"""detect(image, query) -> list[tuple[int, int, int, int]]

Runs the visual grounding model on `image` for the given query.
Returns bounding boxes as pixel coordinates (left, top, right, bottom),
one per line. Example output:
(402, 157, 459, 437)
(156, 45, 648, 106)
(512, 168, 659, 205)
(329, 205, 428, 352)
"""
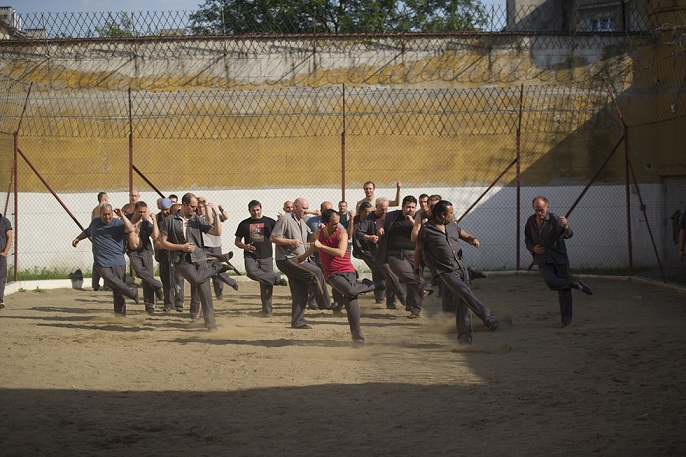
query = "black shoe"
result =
(175, 308, 184, 313)
(386, 304, 397, 310)
(92, 285, 100, 292)
(207, 326, 218, 332)
(231, 282, 239, 292)
(154, 287, 164, 301)
(261, 311, 274, 317)
(468, 267, 488, 280)
(215, 293, 223, 301)
(146, 308, 155, 315)
(207, 252, 233, 263)
(132, 288, 140, 305)
(278, 278, 288, 287)
(485, 317, 500, 332)
(292, 323, 312, 329)
(352, 337, 365, 345)
(212, 261, 232, 274)
(362, 278, 386, 291)
(576, 280, 593, 295)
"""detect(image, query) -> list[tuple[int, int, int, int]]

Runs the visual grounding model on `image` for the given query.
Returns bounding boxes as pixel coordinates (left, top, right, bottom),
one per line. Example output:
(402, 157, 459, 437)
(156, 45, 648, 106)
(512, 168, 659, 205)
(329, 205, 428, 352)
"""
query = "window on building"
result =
(589, 17, 616, 32)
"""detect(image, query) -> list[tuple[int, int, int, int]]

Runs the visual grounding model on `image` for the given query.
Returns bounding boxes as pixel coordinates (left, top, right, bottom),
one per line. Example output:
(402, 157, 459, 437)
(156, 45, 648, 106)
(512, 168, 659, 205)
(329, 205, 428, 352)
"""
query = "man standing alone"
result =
(524, 196, 592, 328)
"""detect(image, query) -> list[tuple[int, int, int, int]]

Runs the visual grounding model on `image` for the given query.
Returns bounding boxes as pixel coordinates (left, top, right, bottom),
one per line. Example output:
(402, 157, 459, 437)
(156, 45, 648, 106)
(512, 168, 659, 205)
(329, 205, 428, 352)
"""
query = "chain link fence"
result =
(6, 3, 657, 39)
(2, 48, 684, 286)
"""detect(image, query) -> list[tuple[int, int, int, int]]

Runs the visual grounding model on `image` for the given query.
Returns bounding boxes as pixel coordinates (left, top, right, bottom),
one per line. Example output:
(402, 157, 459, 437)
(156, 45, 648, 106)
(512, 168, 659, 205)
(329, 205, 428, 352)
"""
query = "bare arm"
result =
(206, 203, 222, 236)
(389, 180, 402, 207)
(1, 229, 10, 256)
(413, 242, 424, 283)
(410, 211, 424, 243)
(459, 229, 480, 248)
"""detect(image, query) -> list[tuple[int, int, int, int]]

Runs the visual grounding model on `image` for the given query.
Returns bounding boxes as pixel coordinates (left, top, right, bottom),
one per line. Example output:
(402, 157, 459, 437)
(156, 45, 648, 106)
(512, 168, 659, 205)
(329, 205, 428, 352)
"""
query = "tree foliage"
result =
(94, 12, 135, 37)
(189, 0, 488, 35)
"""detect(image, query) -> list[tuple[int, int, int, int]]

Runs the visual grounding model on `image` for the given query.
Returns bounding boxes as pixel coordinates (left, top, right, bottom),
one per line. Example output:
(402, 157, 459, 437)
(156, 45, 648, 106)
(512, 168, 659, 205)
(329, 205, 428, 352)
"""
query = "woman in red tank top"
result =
(299, 209, 384, 344)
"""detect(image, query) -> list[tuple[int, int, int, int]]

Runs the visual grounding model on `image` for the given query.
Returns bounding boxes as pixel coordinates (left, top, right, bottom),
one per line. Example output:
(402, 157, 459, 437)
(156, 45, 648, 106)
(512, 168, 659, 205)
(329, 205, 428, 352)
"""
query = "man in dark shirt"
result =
(0, 211, 12, 308)
(524, 196, 592, 328)
(356, 197, 406, 309)
(158, 193, 230, 331)
(155, 198, 183, 312)
(235, 200, 287, 317)
(128, 201, 164, 314)
(415, 200, 500, 344)
(376, 195, 431, 317)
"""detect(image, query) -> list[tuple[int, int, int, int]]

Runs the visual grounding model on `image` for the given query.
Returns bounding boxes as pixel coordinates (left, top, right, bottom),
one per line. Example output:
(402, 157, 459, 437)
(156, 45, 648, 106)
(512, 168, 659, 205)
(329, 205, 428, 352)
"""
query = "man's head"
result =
(375, 197, 390, 217)
(358, 202, 372, 220)
(249, 200, 262, 219)
(196, 196, 207, 216)
(363, 181, 375, 199)
(159, 198, 172, 218)
(418, 194, 429, 211)
(97, 192, 108, 204)
(100, 203, 114, 224)
(134, 201, 148, 220)
(129, 188, 140, 204)
(401, 195, 417, 218)
(321, 208, 340, 232)
(532, 196, 549, 221)
(168, 194, 178, 205)
(427, 194, 442, 217)
(431, 200, 454, 225)
(338, 201, 348, 214)
(292, 198, 309, 220)
(320, 201, 333, 212)
(181, 193, 198, 218)
(283, 200, 293, 213)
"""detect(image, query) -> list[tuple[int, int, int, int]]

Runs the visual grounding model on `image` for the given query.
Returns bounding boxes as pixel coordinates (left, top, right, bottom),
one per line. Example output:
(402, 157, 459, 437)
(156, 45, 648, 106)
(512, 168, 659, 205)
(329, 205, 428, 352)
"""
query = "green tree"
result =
(189, 0, 487, 35)
(95, 12, 135, 37)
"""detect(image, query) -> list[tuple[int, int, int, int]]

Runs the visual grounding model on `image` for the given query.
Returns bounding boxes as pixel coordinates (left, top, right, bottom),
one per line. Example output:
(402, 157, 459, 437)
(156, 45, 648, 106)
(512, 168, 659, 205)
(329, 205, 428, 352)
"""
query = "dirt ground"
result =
(1, 273, 685, 456)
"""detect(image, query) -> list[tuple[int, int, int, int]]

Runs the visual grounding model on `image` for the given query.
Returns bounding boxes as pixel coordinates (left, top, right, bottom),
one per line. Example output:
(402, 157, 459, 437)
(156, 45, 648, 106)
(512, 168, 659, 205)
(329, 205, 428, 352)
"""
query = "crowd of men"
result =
(68, 182, 616, 344)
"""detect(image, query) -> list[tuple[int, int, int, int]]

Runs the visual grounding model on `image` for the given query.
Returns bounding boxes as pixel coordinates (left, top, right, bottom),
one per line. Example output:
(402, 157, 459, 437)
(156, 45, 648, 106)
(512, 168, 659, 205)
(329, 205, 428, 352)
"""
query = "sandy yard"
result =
(1, 273, 685, 456)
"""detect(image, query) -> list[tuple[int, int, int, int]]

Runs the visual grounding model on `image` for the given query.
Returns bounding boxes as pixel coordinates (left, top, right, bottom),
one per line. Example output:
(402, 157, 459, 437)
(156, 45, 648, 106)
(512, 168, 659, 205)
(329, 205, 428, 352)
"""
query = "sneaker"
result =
(0, 302, 5, 310)
(575, 280, 593, 295)
(231, 282, 239, 292)
(215, 293, 224, 301)
(278, 278, 288, 287)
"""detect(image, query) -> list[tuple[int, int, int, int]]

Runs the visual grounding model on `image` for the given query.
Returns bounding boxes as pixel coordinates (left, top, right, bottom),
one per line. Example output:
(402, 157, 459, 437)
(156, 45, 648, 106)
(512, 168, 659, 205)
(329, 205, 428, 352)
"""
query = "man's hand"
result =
(367, 235, 379, 244)
(291, 239, 302, 248)
(72, 238, 80, 247)
(243, 242, 256, 253)
(558, 216, 568, 230)
(533, 245, 545, 254)
(180, 242, 196, 253)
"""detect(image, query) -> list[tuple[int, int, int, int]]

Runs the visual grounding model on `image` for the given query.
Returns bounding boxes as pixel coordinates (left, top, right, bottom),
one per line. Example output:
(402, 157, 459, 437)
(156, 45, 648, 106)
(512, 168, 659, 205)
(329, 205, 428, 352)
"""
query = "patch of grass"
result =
(33, 287, 45, 293)
(17, 287, 26, 292)
(17, 267, 76, 281)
